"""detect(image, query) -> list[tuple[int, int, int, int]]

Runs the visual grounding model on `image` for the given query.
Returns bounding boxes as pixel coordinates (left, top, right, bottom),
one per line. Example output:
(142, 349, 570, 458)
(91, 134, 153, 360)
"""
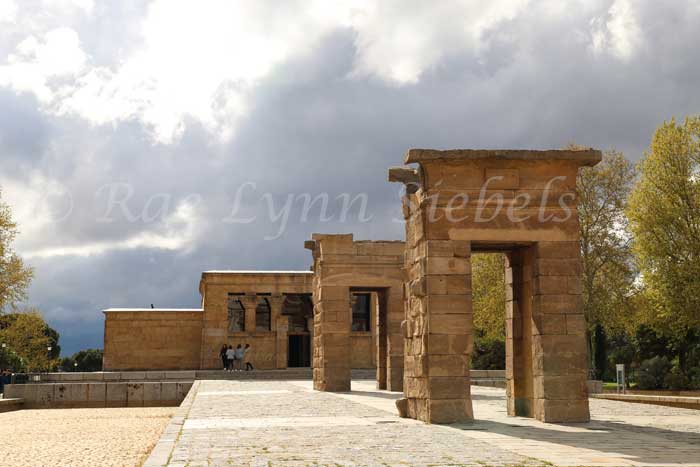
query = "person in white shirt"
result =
(244, 343, 254, 371)
(225, 345, 235, 372)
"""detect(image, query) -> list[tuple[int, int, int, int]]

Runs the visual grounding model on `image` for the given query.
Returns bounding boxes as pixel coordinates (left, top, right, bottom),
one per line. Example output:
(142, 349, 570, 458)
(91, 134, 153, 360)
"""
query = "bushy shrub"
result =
(635, 356, 672, 389)
(471, 337, 505, 370)
(687, 367, 700, 389)
(664, 368, 689, 390)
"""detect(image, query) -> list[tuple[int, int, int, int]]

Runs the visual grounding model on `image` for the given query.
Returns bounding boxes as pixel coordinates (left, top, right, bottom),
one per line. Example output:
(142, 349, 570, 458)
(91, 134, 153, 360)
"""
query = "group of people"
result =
(219, 343, 254, 371)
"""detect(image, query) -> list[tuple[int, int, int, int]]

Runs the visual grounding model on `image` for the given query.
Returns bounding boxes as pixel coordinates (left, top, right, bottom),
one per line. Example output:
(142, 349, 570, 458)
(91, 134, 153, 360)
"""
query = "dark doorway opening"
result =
(288, 335, 311, 367)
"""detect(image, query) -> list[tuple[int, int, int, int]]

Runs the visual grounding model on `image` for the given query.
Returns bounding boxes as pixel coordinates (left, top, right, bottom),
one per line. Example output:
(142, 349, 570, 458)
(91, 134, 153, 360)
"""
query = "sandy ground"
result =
(0, 406, 175, 467)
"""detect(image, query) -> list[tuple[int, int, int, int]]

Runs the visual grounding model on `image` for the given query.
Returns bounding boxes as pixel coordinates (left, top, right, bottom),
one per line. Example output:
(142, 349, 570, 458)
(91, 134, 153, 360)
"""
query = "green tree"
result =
(0, 188, 33, 312)
(576, 148, 638, 378)
(471, 253, 506, 369)
(0, 342, 23, 371)
(578, 149, 638, 330)
(71, 348, 103, 372)
(0, 310, 58, 372)
(627, 117, 700, 357)
(471, 253, 506, 340)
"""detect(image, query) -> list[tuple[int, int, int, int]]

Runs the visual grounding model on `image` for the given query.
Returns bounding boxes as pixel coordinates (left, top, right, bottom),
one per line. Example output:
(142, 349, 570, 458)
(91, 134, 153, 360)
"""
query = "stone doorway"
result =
(306, 234, 405, 393)
(390, 148, 600, 424)
(288, 334, 311, 367)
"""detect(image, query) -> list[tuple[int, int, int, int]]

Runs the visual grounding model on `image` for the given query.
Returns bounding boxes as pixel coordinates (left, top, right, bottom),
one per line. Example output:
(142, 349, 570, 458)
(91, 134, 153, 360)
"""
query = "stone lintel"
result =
(404, 148, 602, 166)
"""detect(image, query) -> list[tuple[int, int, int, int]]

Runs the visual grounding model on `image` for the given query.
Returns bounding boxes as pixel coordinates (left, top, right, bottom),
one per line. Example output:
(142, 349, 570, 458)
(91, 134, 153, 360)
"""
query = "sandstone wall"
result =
(103, 310, 203, 371)
(198, 271, 314, 370)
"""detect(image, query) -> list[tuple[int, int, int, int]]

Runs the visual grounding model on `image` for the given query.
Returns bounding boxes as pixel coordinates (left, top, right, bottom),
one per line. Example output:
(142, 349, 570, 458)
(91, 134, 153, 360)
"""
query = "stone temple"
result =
(103, 147, 600, 424)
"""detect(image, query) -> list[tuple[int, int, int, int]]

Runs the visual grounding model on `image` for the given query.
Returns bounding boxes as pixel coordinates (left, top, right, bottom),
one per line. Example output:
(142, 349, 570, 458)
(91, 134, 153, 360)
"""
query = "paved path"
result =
(152, 379, 700, 467)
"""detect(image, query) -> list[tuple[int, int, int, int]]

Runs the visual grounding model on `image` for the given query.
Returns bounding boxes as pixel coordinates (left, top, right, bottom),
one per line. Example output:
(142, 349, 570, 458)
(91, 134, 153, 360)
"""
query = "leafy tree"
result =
(576, 148, 638, 378)
(0, 189, 33, 312)
(0, 343, 23, 371)
(577, 149, 638, 330)
(627, 116, 700, 366)
(471, 253, 506, 340)
(69, 348, 103, 372)
(471, 253, 506, 369)
(0, 310, 58, 372)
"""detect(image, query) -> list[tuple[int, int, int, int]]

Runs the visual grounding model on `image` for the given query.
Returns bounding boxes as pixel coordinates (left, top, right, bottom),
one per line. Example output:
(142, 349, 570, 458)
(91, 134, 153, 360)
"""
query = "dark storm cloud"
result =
(0, 90, 50, 170)
(3, 0, 700, 354)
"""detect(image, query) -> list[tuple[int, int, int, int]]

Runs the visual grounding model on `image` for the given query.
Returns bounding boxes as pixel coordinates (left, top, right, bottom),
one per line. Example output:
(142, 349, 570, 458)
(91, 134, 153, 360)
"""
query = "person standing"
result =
(225, 345, 235, 372)
(219, 344, 228, 370)
(234, 344, 245, 371)
(243, 343, 254, 371)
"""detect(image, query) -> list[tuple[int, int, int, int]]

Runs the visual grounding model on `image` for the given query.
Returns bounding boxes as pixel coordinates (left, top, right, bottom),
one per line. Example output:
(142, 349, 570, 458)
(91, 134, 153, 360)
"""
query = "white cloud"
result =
(44, 0, 94, 16)
(0, 0, 17, 23)
(21, 197, 203, 259)
(0, 0, 535, 144)
(0, 27, 86, 102)
(590, 0, 643, 61)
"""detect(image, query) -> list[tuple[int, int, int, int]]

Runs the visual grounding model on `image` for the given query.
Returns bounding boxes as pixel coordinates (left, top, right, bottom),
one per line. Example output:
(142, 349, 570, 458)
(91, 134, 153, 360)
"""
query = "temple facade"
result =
(103, 237, 405, 377)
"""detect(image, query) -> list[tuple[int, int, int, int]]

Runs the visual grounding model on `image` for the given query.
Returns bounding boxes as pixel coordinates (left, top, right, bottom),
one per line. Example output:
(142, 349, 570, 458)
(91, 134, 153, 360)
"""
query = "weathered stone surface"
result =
(88, 383, 106, 402)
(143, 382, 162, 403)
(106, 383, 128, 406)
(127, 383, 144, 407)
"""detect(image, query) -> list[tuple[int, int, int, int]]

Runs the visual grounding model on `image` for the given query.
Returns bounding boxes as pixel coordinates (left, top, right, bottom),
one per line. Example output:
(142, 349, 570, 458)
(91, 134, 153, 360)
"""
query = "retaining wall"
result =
(3, 381, 193, 409)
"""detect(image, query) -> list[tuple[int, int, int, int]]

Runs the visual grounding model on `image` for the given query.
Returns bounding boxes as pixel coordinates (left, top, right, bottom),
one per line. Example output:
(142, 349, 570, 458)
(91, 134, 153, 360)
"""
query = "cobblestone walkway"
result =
(152, 379, 700, 467)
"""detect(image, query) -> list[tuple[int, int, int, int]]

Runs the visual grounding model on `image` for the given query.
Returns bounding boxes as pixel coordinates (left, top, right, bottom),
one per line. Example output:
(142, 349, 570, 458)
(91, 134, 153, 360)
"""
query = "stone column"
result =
(239, 294, 259, 334)
(375, 292, 388, 390)
(530, 241, 589, 422)
(307, 316, 315, 368)
(268, 295, 287, 369)
(505, 248, 535, 417)
(403, 238, 474, 424)
(276, 316, 289, 369)
(386, 288, 405, 392)
(313, 284, 351, 391)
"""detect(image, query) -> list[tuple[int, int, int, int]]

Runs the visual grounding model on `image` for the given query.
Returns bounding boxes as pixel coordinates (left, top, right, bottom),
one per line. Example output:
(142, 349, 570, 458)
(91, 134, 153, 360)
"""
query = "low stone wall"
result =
(27, 371, 197, 383)
(470, 370, 507, 388)
(470, 370, 506, 379)
(592, 393, 700, 410)
(0, 398, 24, 413)
(587, 380, 603, 394)
(3, 382, 193, 409)
(22, 368, 501, 384)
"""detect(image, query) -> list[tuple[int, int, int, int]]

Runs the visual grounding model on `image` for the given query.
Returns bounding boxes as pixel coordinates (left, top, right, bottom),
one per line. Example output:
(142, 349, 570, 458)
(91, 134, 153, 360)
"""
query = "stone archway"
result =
(389, 148, 601, 424)
(305, 234, 405, 392)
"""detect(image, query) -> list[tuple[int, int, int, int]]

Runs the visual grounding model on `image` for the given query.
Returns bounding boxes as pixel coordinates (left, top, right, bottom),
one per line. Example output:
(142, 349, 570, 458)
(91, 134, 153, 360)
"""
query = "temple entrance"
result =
(288, 335, 311, 367)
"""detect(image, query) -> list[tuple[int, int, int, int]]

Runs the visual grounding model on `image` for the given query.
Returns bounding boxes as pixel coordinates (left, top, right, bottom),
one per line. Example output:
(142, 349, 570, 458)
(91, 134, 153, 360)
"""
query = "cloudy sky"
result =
(1, 0, 699, 355)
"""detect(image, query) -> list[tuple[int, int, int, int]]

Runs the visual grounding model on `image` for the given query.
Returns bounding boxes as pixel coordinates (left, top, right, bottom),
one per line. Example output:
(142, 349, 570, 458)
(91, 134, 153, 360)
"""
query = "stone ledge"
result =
(405, 148, 602, 165)
(592, 393, 700, 410)
(0, 398, 24, 413)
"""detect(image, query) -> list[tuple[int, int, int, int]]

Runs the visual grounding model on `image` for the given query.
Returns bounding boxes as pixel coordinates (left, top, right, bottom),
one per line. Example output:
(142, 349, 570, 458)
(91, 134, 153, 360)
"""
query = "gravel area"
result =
(0, 406, 175, 467)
